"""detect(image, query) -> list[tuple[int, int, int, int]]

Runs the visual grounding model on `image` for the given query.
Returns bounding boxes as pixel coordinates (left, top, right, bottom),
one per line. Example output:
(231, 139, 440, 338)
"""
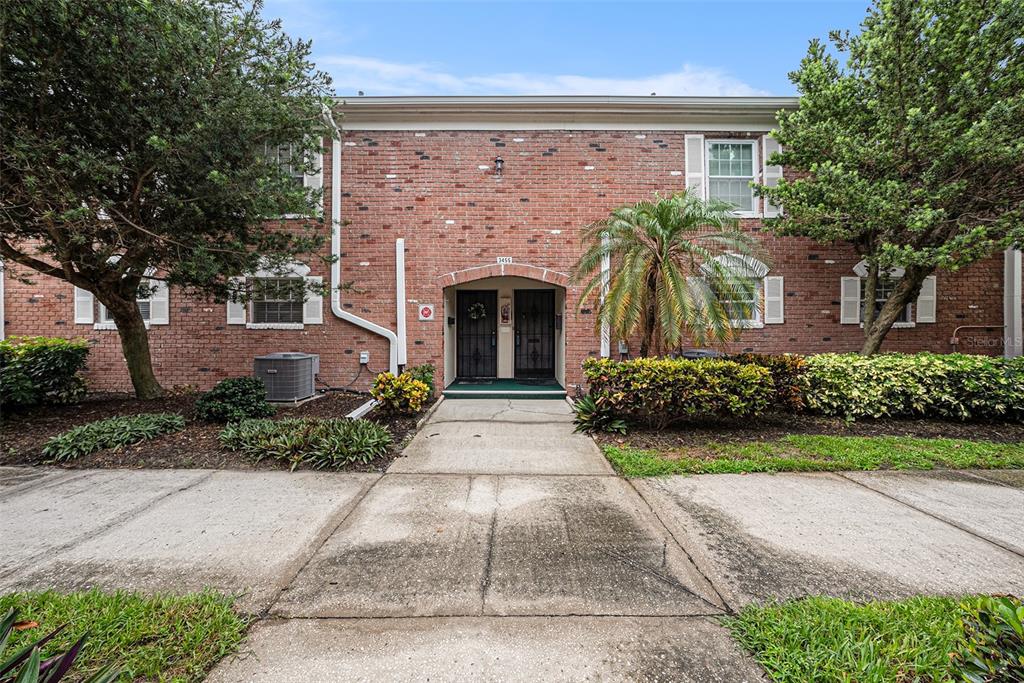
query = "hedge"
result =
(801, 353, 1024, 421)
(0, 336, 89, 409)
(729, 353, 806, 411)
(582, 357, 774, 428)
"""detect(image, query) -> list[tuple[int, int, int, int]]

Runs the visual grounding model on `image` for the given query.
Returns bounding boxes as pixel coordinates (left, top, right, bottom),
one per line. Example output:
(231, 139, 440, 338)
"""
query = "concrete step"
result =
(443, 388, 566, 400)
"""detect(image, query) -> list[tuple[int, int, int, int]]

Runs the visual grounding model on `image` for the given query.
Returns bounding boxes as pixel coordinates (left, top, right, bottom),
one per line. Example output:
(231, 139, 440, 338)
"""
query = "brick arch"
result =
(438, 262, 570, 288)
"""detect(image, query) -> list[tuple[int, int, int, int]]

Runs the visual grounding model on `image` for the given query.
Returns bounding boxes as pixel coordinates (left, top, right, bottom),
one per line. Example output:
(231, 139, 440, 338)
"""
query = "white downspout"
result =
(599, 240, 610, 358)
(331, 138, 399, 374)
(395, 238, 407, 366)
(1005, 247, 1023, 359)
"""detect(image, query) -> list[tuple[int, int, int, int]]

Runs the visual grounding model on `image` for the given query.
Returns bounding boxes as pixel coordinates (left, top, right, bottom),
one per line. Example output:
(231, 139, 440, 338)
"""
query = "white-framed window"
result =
(99, 291, 152, 324)
(699, 255, 783, 327)
(226, 260, 323, 329)
(74, 276, 169, 329)
(712, 276, 763, 327)
(706, 140, 758, 215)
(860, 277, 911, 325)
(250, 277, 304, 325)
(265, 143, 307, 189)
(840, 262, 937, 327)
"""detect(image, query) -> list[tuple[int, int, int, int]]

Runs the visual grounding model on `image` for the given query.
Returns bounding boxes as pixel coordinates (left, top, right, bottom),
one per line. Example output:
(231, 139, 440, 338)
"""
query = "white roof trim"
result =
(335, 95, 796, 131)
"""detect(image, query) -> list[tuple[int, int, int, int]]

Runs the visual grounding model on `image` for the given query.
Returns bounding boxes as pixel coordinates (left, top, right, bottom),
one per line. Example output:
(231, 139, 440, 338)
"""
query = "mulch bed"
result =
(593, 412, 1024, 451)
(0, 391, 432, 473)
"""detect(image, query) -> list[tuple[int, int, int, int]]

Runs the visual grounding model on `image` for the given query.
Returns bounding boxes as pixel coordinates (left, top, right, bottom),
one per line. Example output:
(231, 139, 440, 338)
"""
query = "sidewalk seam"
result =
(261, 472, 384, 618)
(835, 472, 1024, 560)
(626, 478, 734, 615)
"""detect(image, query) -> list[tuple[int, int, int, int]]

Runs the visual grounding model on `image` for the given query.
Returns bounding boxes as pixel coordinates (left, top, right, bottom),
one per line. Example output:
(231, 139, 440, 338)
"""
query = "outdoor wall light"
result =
(494, 156, 504, 176)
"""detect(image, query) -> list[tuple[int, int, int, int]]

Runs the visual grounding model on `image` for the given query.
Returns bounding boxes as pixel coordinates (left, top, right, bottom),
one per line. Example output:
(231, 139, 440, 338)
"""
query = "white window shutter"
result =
(840, 277, 861, 324)
(227, 277, 246, 325)
(149, 280, 170, 325)
(74, 287, 94, 324)
(762, 136, 783, 217)
(763, 276, 785, 324)
(916, 275, 937, 323)
(303, 275, 323, 324)
(684, 134, 706, 199)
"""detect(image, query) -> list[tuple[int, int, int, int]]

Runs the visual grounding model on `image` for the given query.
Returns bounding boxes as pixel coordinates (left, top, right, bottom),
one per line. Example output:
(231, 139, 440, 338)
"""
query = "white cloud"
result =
(319, 55, 770, 96)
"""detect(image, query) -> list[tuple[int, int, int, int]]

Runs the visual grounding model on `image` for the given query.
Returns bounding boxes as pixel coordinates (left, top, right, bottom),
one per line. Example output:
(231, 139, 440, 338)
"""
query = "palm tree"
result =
(573, 191, 767, 357)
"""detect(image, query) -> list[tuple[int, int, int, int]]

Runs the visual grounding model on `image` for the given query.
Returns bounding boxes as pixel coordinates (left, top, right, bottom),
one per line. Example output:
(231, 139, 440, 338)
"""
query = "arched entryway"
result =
(438, 264, 568, 398)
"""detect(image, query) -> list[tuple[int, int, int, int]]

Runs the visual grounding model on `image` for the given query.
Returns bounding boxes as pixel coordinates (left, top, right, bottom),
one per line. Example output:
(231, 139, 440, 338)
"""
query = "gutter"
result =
(330, 138, 401, 374)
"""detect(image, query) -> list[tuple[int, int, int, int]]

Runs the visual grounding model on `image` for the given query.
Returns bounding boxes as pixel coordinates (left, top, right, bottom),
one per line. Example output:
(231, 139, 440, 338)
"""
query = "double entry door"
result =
(455, 289, 556, 379)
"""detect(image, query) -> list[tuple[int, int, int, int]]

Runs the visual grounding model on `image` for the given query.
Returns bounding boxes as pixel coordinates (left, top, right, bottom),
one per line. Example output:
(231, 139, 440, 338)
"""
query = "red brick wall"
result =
(1, 128, 1008, 394)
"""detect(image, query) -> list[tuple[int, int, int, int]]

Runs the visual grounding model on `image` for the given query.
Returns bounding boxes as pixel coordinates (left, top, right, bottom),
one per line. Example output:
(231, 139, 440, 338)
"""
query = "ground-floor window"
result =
(860, 277, 911, 324)
(250, 277, 304, 324)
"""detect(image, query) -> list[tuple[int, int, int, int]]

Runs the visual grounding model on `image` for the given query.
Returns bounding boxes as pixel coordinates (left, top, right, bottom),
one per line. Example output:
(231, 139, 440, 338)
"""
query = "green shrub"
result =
(42, 413, 185, 462)
(582, 357, 774, 428)
(371, 371, 430, 415)
(0, 336, 89, 409)
(802, 353, 1024, 421)
(954, 595, 1024, 682)
(572, 394, 628, 434)
(194, 377, 275, 422)
(729, 353, 806, 411)
(407, 363, 436, 395)
(219, 417, 392, 470)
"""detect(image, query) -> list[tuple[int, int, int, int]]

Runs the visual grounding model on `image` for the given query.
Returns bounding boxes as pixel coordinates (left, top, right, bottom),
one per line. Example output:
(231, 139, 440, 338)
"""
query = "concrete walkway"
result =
(3, 399, 1023, 681)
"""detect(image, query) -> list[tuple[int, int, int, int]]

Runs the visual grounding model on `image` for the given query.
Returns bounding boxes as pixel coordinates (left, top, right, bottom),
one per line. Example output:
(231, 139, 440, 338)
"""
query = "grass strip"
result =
(602, 435, 1024, 477)
(724, 595, 982, 683)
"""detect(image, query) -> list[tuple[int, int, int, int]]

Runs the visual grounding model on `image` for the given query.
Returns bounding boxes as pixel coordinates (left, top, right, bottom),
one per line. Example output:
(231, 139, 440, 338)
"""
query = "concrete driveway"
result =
(3, 398, 1023, 681)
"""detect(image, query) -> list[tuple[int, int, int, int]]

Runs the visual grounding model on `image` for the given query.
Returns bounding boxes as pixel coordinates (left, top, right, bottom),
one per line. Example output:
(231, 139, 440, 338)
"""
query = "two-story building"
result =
(2, 96, 1021, 397)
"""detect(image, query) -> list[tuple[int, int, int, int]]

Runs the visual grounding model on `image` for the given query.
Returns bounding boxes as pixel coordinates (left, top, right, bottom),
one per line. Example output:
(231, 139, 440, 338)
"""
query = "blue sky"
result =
(262, 1, 871, 97)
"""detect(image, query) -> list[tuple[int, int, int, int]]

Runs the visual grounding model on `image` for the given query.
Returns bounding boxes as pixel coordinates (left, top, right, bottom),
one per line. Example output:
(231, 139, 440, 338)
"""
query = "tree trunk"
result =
(862, 263, 879, 333)
(640, 300, 658, 357)
(639, 273, 659, 357)
(860, 267, 930, 355)
(104, 295, 164, 399)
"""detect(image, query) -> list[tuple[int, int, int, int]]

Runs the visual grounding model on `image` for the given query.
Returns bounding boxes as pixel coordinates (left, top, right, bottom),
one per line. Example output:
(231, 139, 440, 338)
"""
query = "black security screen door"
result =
(515, 290, 556, 378)
(456, 290, 498, 378)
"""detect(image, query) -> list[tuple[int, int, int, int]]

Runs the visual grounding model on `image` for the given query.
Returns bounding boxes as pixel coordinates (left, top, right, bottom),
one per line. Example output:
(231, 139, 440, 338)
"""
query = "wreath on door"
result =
(468, 302, 487, 320)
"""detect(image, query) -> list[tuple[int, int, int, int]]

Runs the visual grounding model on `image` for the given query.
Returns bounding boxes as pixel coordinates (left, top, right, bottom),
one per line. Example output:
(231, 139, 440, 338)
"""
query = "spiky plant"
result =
(0, 608, 119, 683)
(573, 191, 767, 356)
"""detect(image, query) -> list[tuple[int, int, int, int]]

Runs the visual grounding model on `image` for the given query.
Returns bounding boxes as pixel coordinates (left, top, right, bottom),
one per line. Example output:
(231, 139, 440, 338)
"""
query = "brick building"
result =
(2, 96, 1022, 396)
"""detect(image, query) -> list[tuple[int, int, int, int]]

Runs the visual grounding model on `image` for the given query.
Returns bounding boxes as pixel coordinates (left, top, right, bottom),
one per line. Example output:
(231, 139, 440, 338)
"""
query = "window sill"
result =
(730, 320, 764, 329)
(93, 322, 152, 330)
(245, 322, 304, 330)
(859, 322, 916, 329)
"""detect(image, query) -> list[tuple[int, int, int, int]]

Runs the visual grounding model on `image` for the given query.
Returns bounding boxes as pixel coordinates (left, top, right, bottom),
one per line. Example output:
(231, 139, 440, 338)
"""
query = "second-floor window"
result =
(707, 141, 756, 214)
(266, 143, 306, 188)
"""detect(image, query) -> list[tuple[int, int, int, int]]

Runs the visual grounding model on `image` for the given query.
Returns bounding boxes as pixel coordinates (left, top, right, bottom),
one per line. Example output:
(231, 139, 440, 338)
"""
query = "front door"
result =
(514, 290, 555, 378)
(456, 290, 498, 378)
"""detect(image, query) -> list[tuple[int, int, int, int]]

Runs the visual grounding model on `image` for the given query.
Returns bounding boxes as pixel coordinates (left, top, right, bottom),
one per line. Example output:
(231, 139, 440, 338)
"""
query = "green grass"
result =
(725, 595, 981, 683)
(602, 435, 1024, 477)
(0, 589, 249, 682)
